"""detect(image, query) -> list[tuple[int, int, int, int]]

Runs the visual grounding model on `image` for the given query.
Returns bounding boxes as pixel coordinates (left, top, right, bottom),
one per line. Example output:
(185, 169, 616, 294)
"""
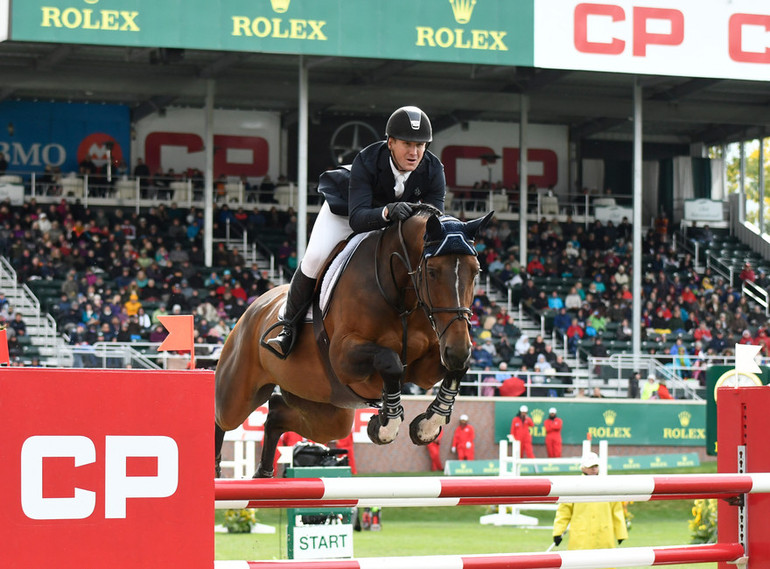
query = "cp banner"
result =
(0, 368, 213, 569)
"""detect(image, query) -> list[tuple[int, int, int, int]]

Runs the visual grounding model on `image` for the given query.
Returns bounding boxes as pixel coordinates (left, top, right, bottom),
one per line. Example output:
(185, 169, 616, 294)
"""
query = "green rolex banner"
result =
(705, 365, 770, 456)
(9, 0, 535, 66)
(494, 400, 706, 447)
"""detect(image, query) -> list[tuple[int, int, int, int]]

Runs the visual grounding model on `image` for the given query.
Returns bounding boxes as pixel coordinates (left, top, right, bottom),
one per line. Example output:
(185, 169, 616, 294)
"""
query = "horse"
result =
(215, 204, 493, 477)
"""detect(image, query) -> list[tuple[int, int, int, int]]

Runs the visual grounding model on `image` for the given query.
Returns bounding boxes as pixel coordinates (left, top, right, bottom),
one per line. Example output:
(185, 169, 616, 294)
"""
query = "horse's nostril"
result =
(443, 345, 472, 370)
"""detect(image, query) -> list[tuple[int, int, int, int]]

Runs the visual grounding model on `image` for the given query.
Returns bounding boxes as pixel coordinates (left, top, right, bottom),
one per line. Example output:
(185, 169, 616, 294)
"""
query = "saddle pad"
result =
(303, 230, 371, 321)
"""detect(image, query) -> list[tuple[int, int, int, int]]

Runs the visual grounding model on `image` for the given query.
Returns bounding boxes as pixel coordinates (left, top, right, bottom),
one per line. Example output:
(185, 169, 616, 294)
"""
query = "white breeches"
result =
(300, 202, 354, 278)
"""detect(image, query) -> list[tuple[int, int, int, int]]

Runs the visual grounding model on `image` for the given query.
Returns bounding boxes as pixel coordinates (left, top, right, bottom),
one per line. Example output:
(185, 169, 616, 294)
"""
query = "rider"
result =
(265, 105, 447, 358)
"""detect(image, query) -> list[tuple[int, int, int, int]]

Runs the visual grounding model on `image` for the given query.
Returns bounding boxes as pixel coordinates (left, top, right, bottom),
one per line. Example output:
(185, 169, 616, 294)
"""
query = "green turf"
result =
(216, 463, 721, 568)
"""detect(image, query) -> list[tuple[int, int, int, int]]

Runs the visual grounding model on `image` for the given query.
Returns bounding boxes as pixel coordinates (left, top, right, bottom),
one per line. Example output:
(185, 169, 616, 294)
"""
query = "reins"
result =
(374, 216, 474, 366)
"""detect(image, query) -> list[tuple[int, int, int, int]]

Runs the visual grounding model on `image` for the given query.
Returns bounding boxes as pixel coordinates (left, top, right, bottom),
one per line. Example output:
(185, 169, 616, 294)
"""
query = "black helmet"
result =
(385, 106, 432, 143)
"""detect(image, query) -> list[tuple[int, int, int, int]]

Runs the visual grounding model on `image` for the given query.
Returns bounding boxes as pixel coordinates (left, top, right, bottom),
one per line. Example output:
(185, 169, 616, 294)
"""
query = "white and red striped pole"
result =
(214, 543, 744, 569)
(214, 473, 770, 510)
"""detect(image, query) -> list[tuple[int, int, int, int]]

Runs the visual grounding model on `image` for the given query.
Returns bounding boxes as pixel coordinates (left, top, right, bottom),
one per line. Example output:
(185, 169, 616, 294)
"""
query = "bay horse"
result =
(215, 205, 493, 477)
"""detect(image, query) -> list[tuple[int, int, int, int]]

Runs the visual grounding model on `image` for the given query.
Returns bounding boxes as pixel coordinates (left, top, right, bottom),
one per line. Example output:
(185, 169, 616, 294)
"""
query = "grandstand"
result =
(3, 185, 767, 403)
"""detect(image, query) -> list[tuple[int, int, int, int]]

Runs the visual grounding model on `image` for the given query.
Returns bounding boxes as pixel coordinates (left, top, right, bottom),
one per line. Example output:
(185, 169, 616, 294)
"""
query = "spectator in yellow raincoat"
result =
(552, 452, 628, 551)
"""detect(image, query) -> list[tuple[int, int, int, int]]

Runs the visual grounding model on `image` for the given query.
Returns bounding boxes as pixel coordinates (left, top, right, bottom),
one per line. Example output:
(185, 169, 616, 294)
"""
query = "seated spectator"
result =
(566, 318, 585, 355)
(553, 307, 571, 335)
(586, 309, 607, 335)
(496, 335, 514, 362)
(547, 290, 564, 310)
(526, 256, 545, 277)
(514, 334, 531, 356)
(471, 341, 494, 369)
(521, 345, 538, 369)
(564, 287, 582, 311)
(615, 318, 633, 341)
(124, 293, 142, 317)
(739, 262, 756, 283)
(9, 312, 26, 337)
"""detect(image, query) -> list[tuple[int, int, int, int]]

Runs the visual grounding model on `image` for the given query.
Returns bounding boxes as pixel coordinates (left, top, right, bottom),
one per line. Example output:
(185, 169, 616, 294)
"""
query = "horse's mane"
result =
(410, 203, 442, 218)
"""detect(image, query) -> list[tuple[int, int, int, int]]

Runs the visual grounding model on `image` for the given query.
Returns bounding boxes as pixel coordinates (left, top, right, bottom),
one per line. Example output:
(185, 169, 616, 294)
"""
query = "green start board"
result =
(285, 466, 353, 560)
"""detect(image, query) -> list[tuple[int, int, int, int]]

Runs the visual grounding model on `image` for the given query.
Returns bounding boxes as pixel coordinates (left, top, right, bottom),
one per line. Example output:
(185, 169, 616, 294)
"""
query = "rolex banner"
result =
(9, 0, 534, 67)
(494, 400, 706, 447)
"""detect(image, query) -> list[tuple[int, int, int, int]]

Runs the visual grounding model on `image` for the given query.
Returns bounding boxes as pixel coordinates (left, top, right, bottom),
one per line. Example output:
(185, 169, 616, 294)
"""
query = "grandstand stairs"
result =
(0, 256, 71, 366)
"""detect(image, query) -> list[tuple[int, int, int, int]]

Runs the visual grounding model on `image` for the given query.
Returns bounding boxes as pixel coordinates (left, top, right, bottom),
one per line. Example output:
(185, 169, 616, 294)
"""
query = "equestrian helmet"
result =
(385, 106, 433, 143)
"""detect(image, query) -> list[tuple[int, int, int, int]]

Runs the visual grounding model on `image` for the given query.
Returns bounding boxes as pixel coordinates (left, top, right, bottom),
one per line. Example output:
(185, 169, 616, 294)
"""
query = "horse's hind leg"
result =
(409, 368, 466, 445)
(215, 423, 226, 478)
(254, 392, 288, 478)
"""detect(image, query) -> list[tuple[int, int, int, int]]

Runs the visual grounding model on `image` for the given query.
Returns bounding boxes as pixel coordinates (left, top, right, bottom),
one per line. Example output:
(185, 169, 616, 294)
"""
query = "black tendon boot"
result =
(263, 268, 317, 359)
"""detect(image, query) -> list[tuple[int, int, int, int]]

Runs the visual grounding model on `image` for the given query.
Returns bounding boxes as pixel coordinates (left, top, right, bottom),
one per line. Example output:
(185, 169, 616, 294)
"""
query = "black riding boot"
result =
(264, 268, 317, 359)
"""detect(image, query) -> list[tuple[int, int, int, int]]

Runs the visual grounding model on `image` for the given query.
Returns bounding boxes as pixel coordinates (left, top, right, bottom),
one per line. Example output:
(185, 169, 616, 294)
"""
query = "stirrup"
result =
(260, 320, 297, 360)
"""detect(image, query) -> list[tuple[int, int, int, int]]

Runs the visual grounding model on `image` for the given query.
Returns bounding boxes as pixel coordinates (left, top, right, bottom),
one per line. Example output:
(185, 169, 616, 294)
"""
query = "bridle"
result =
(374, 216, 474, 363)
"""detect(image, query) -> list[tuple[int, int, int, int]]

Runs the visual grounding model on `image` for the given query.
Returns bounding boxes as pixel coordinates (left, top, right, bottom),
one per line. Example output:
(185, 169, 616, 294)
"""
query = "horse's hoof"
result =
(252, 463, 275, 478)
(409, 412, 441, 445)
(367, 414, 399, 445)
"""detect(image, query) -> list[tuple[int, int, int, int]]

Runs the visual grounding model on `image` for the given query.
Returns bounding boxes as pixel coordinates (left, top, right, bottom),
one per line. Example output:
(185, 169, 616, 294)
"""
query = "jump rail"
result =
(214, 473, 770, 509)
(214, 543, 745, 569)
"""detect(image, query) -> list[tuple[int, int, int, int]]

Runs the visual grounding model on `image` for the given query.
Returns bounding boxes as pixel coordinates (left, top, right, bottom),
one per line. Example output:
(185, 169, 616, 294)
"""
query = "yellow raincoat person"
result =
(552, 452, 628, 551)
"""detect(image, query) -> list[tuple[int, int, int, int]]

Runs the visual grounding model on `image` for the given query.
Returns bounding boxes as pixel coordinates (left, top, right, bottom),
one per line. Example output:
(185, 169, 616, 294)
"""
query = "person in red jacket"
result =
(510, 405, 535, 458)
(451, 414, 475, 460)
(427, 429, 444, 471)
(544, 407, 563, 458)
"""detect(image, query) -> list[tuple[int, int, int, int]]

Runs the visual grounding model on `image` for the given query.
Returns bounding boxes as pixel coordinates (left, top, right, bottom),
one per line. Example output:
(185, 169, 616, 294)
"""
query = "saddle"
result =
(311, 231, 382, 409)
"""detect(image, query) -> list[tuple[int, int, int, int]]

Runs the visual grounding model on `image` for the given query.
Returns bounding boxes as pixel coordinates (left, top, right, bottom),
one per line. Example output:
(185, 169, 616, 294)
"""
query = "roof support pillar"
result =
(519, 94, 529, 269)
(204, 78, 215, 268)
(297, 56, 309, 261)
(632, 78, 643, 360)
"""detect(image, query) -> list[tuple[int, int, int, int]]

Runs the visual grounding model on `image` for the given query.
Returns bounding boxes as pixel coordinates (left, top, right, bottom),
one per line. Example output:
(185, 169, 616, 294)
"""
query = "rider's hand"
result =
(618, 539, 624, 545)
(385, 202, 412, 221)
(553, 535, 562, 546)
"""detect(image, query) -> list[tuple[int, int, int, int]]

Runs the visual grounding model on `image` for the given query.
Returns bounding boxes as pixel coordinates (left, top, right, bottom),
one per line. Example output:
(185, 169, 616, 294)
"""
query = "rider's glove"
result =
(553, 535, 562, 546)
(385, 202, 412, 221)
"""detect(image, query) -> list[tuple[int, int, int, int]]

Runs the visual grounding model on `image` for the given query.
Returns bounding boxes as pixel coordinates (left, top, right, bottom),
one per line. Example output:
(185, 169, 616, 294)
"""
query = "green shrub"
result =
(689, 499, 717, 544)
(223, 508, 257, 534)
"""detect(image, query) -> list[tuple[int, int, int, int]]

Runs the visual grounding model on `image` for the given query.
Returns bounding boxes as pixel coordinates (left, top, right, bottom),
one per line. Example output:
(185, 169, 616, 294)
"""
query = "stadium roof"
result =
(1, 41, 769, 148)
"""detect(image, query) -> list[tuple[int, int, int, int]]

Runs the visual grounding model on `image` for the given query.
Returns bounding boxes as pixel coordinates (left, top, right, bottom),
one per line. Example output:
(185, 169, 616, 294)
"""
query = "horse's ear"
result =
(425, 214, 443, 240)
(464, 211, 494, 240)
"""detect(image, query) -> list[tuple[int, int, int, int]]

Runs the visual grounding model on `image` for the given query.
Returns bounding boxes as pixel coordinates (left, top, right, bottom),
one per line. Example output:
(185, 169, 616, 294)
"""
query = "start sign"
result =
(0, 368, 213, 569)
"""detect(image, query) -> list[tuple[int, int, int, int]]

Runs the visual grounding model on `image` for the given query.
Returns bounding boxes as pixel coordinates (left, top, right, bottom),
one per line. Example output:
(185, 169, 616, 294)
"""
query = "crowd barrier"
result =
(4, 368, 769, 569)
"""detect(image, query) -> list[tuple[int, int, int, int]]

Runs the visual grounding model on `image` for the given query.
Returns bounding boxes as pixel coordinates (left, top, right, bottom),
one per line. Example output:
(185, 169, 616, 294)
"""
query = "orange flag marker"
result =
(0, 329, 8, 365)
(157, 315, 195, 369)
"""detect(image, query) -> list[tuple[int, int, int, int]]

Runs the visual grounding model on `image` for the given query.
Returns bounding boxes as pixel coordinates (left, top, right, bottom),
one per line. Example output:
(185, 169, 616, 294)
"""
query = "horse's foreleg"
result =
(366, 347, 405, 446)
(215, 423, 226, 478)
(409, 368, 466, 445)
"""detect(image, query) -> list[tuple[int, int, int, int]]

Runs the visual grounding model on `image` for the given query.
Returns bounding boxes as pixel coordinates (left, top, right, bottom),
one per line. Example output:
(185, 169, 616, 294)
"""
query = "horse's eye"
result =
(427, 268, 438, 279)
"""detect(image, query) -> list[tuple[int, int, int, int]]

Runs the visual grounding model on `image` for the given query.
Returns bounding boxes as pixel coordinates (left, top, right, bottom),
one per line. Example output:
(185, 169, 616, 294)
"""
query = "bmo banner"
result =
(0, 368, 213, 569)
(534, 0, 770, 81)
(0, 101, 130, 174)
